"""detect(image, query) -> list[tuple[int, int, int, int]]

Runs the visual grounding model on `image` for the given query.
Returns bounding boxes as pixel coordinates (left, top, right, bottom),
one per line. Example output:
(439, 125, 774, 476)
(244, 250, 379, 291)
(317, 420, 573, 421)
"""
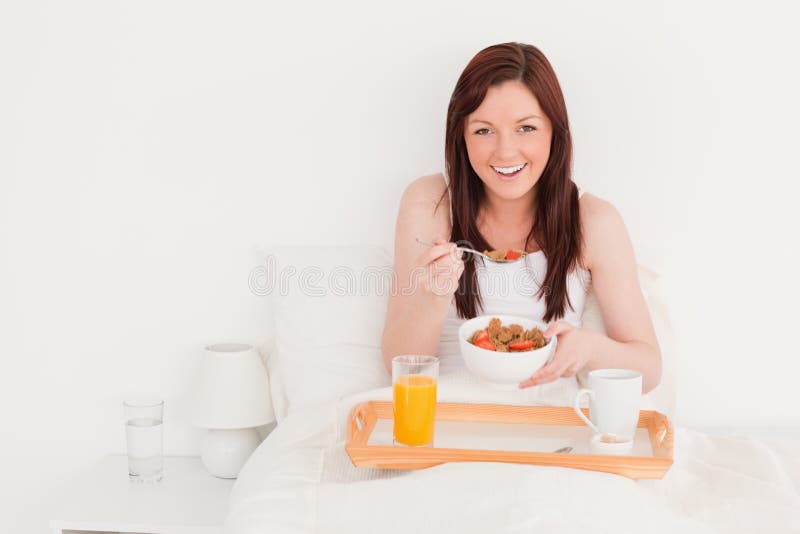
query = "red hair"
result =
(441, 42, 582, 322)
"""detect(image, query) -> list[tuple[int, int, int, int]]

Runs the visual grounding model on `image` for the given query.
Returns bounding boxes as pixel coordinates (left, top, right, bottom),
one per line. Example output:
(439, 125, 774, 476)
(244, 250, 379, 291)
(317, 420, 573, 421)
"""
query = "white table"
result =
(50, 455, 235, 534)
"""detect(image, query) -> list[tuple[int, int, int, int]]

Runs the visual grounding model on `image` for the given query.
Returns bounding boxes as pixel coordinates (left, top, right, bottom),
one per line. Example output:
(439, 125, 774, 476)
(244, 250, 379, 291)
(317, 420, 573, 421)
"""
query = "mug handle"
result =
(573, 388, 601, 434)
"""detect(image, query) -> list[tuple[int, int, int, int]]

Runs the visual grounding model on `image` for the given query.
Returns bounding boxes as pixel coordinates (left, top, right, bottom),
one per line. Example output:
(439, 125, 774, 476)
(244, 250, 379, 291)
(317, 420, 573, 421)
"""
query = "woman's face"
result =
(464, 80, 553, 204)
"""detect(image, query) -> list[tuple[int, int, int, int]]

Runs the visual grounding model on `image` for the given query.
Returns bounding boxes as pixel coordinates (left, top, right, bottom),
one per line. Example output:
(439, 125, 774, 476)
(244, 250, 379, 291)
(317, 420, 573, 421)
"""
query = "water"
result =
(126, 417, 163, 482)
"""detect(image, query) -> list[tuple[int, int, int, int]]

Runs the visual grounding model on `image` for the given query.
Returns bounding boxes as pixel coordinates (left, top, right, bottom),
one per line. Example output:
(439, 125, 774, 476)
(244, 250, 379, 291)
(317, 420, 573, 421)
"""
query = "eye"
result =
(474, 128, 491, 135)
(519, 125, 537, 133)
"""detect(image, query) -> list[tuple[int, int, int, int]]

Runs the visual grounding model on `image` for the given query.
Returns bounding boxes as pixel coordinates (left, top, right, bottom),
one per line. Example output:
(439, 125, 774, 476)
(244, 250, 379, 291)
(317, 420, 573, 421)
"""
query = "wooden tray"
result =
(345, 401, 673, 479)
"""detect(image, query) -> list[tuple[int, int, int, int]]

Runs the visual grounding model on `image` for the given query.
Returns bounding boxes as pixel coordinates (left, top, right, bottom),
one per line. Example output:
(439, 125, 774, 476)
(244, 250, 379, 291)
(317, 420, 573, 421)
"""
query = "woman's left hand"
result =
(518, 321, 593, 388)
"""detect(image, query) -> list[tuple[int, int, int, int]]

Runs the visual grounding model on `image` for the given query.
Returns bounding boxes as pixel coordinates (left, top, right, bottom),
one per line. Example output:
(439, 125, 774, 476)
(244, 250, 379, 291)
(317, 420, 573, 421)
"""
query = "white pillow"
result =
(258, 245, 393, 420)
(580, 263, 677, 418)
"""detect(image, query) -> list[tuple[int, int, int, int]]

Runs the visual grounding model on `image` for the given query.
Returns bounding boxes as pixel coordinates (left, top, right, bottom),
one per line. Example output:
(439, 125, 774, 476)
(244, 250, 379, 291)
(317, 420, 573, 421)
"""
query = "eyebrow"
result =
(468, 115, 542, 126)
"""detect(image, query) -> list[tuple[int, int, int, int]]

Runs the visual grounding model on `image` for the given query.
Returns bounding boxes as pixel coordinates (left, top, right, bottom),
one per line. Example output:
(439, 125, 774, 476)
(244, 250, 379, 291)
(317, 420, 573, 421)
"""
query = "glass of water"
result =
(124, 400, 164, 482)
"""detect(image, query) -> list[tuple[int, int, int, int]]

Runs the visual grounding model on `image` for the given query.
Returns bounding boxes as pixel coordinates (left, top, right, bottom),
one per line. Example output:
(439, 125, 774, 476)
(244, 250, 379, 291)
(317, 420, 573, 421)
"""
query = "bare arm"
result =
(583, 198, 662, 392)
(381, 176, 464, 373)
(520, 195, 662, 393)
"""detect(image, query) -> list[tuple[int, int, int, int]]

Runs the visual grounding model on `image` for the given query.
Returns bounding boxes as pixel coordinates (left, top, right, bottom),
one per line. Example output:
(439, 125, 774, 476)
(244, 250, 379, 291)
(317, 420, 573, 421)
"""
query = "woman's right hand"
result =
(415, 237, 465, 298)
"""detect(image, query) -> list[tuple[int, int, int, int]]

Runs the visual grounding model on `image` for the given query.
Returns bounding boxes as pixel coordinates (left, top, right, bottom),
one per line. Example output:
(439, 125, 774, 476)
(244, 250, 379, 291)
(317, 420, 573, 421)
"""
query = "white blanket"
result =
(225, 375, 800, 534)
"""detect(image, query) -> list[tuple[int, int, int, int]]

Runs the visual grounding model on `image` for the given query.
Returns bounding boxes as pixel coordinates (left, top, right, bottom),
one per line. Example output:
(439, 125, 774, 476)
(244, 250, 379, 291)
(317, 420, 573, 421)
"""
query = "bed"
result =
(225, 245, 800, 533)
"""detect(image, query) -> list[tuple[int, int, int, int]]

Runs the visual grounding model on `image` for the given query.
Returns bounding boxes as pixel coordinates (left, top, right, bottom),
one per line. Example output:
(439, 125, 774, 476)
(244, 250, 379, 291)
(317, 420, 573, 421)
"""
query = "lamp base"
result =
(200, 428, 261, 479)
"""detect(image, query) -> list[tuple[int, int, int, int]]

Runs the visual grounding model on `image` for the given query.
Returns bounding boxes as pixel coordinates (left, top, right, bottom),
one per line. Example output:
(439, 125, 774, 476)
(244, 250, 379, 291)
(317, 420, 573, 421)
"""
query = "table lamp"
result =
(192, 343, 275, 478)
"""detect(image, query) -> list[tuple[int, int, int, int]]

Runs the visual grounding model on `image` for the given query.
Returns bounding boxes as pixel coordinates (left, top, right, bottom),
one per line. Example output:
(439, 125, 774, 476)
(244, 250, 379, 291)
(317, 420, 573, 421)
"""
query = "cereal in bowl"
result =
(469, 317, 547, 352)
(483, 248, 526, 261)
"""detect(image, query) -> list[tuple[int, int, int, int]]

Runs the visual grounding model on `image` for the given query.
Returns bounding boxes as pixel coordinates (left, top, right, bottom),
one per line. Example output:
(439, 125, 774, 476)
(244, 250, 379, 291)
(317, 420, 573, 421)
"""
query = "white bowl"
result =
(458, 314, 557, 390)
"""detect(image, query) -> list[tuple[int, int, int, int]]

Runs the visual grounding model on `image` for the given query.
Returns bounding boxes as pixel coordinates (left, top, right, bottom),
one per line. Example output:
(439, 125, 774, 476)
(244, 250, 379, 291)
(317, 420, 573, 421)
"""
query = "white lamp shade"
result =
(192, 343, 275, 429)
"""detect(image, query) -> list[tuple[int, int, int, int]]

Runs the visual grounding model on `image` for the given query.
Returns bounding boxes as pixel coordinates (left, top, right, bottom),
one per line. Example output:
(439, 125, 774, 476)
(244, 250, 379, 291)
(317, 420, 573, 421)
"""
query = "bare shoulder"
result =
(580, 192, 619, 224)
(399, 172, 450, 230)
(392, 173, 451, 269)
(579, 192, 630, 272)
(402, 172, 448, 207)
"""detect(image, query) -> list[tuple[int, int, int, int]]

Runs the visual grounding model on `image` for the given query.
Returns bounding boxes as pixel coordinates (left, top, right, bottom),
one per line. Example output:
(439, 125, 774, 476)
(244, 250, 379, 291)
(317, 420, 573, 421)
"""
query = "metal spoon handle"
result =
(414, 237, 521, 263)
(456, 247, 488, 259)
(414, 237, 438, 247)
(415, 237, 487, 259)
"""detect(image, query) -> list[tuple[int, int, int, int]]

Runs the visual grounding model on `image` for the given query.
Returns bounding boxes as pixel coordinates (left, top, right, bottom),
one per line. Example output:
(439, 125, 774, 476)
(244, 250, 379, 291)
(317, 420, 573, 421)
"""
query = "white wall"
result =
(1, 0, 798, 531)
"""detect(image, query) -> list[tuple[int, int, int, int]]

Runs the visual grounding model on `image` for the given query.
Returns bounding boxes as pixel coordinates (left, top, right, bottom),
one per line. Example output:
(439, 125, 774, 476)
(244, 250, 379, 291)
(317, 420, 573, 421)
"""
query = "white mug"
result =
(573, 369, 642, 442)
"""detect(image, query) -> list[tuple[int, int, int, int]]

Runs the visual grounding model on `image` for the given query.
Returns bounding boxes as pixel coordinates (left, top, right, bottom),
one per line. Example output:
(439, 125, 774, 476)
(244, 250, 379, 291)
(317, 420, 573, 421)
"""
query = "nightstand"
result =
(50, 455, 235, 534)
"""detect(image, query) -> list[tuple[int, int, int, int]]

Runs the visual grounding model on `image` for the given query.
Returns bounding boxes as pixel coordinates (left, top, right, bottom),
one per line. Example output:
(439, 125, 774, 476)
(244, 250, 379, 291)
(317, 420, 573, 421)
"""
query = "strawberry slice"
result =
(474, 329, 489, 343)
(508, 340, 535, 351)
(475, 339, 496, 351)
(505, 249, 522, 260)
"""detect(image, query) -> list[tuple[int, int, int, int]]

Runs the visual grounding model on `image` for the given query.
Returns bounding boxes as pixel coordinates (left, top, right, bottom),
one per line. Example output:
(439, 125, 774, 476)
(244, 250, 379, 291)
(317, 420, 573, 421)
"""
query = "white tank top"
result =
(436, 172, 592, 375)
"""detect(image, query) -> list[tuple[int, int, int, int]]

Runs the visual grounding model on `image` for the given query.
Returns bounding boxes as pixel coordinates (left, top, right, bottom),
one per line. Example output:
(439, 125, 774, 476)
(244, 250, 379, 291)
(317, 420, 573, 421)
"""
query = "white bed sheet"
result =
(225, 373, 800, 534)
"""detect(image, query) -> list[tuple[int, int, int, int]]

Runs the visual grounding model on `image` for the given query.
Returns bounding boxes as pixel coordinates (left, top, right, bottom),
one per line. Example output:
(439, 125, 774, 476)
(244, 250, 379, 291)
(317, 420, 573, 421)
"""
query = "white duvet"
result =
(225, 373, 800, 534)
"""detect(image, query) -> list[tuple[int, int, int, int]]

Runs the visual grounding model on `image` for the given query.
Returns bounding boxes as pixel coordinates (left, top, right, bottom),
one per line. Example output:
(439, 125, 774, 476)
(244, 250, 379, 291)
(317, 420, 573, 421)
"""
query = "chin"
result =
(483, 176, 537, 200)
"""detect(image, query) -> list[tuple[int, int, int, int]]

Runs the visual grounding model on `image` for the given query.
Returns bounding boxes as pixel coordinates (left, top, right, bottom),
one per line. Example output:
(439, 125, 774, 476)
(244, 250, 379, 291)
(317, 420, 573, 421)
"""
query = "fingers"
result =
(544, 321, 573, 338)
(419, 238, 464, 297)
(420, 237, 462, 265)
(536, 359, 570, 385)
(432, 250, 464, 269)
(427, 240, 465, 271)
(430, 248, 464, 287)
(519, 353, 577, 388)
(561, 364, 581, 378)
(525, 323, 581, 385)
(423, 242, 456, 263)
(518, 376, 537, 389)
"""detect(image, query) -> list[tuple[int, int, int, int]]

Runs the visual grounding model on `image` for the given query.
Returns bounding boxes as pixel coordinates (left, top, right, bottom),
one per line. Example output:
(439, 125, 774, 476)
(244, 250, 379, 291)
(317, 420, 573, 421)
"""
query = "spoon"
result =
(415, 237, 523, 264)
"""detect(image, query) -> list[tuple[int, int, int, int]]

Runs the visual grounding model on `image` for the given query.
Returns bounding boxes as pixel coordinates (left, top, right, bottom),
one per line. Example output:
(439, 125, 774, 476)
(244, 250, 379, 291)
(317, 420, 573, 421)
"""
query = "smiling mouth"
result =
(492, 163, 526, 179)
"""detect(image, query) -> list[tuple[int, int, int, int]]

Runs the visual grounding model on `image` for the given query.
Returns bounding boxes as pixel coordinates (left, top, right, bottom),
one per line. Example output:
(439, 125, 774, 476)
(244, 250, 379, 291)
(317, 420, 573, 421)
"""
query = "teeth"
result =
(492, 163, 525, 174)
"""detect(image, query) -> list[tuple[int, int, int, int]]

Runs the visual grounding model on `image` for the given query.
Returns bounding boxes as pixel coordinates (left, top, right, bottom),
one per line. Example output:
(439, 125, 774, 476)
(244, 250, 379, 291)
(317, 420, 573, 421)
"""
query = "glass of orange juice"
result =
(392, 355, 439, 447)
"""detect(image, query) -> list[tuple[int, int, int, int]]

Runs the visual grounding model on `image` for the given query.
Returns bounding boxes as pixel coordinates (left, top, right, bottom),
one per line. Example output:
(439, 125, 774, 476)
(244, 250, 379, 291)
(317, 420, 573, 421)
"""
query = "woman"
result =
(381, 42, 661, 393)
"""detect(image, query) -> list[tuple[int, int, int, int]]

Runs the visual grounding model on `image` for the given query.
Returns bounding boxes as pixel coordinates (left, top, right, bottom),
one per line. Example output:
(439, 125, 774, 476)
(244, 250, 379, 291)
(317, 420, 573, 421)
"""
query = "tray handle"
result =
(347, 402, 373, 445)
(355, 409, 365, 432)
(656, 422, 667, 444)
(651, 411, 674, 457)
(657, 417, 670, 444)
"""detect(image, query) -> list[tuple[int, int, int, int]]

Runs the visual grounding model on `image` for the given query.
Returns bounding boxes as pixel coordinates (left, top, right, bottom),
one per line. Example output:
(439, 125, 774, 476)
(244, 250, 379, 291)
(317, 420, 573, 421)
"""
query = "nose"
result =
(494, 130, 520, 161)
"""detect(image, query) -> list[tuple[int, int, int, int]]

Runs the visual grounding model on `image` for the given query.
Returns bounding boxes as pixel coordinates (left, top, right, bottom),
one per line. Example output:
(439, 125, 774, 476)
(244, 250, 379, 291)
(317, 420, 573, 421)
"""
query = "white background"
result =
(1, 0, 799, 531)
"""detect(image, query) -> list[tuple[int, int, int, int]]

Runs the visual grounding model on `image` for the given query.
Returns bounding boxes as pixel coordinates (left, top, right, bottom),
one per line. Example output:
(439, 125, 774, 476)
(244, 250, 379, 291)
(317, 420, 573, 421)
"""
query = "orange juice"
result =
(393, 374, 437, 446)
